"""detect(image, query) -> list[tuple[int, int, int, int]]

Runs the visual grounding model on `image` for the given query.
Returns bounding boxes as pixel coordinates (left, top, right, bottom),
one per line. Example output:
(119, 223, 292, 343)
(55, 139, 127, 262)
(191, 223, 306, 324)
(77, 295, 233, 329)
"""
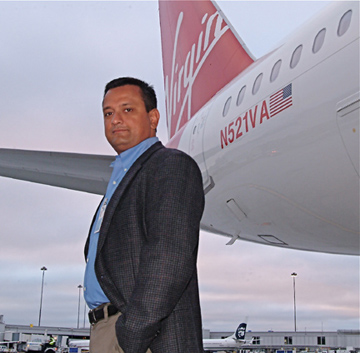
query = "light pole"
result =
(77, 285, 83, 329)
(38, 266, 47, 326)
(291, 272, 297, 332)
(83, 301, 86, 328)
(83, 287, 87, 328)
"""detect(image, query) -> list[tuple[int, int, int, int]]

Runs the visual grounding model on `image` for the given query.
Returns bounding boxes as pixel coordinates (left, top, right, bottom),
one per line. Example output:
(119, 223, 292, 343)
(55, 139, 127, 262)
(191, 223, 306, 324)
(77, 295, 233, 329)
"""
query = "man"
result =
(84, 77, 205, 353)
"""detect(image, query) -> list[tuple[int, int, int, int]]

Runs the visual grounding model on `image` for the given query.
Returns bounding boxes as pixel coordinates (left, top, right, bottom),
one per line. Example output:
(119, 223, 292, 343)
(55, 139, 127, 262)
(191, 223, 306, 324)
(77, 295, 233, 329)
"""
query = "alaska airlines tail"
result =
(159, 0, 254, 142)
(235, 322, 247, 341)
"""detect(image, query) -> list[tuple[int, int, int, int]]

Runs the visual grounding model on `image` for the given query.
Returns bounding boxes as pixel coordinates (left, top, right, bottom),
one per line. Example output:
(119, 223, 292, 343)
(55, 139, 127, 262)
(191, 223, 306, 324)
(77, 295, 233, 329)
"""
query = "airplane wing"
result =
(0, 148, 112, 195)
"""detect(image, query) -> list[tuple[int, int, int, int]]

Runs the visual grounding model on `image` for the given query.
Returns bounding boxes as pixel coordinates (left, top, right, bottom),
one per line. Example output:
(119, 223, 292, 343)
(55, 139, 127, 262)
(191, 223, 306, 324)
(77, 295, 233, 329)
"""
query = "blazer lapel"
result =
(96, 142, 163, 253)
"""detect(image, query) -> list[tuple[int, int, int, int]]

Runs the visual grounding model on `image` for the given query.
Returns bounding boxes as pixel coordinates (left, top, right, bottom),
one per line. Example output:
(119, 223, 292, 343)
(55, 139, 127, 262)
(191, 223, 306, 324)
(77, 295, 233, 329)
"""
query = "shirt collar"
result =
(110, 137, 159, 169)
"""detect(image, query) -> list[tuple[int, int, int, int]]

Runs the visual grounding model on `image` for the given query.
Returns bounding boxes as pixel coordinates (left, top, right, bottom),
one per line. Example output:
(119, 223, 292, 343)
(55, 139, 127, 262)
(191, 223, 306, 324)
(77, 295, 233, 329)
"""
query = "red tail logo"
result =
(159, 1, 254, 140)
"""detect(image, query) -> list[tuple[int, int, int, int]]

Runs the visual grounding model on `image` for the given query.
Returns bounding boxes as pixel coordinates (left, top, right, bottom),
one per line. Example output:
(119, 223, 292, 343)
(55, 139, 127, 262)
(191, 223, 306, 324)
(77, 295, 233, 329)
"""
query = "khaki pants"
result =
(89, 304, 151, 353)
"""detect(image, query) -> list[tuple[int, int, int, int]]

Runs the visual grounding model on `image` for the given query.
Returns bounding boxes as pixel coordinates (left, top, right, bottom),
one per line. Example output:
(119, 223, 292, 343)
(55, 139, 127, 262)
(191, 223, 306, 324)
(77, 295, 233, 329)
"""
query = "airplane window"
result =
(270, 60, 282, 82)
(313, 28, 326, 53)
(338, 10, 352, 36)
(252, 73, 263, 95)
(290, 45, 303, 69)
(223, 96, 232, 117)
(236, 85, 246, 106)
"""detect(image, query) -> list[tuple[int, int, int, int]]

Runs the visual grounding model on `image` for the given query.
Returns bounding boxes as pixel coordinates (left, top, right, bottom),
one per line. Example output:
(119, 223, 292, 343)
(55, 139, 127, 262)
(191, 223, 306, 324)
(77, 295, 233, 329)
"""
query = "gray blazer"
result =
(85, 142, 205, 353)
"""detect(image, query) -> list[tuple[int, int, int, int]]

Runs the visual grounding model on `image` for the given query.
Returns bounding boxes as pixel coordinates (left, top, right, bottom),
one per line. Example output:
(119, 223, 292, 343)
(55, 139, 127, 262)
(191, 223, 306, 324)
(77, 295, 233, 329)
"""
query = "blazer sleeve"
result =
(115, 150, 205, 353)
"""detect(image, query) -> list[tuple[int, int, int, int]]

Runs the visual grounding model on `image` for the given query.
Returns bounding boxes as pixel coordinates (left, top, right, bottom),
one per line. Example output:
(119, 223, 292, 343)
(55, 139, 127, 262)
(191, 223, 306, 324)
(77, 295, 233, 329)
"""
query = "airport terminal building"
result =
(1, 315, 359, 352)
(205, 328, 360, 352)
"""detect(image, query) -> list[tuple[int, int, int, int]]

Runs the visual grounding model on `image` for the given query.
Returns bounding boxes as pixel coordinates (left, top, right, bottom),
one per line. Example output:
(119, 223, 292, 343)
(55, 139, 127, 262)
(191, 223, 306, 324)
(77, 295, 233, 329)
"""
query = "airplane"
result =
(0, 1, 358, 255)
(203, 322, 253, 352)
(66, 323, 250, 353)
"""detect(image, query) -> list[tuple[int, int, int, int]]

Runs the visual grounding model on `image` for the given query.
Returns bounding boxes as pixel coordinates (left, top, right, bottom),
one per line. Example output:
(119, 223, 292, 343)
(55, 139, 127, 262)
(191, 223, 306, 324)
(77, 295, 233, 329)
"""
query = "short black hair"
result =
(104, 77, 157, 112)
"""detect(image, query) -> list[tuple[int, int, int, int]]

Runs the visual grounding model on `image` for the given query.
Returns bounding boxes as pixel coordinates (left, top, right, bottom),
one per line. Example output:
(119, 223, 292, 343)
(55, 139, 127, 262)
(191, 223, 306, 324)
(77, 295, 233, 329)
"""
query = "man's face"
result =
(103, 85, 159, 154)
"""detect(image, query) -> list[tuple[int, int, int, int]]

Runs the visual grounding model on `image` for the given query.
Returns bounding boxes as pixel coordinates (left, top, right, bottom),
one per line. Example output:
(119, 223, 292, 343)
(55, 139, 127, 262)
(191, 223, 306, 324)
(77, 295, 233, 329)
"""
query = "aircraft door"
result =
(189, 106, 213, 194)
(336, 92, 359, 176)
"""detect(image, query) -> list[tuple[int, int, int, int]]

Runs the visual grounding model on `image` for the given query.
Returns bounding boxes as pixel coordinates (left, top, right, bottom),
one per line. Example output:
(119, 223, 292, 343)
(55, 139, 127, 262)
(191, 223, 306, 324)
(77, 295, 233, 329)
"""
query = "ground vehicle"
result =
(25, 342, 42, 352)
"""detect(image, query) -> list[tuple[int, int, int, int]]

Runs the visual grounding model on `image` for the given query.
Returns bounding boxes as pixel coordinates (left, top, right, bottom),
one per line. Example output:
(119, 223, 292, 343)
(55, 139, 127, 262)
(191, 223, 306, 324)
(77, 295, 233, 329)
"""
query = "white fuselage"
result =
(203, 337, 245, 350)
(176, 1, 359, 254)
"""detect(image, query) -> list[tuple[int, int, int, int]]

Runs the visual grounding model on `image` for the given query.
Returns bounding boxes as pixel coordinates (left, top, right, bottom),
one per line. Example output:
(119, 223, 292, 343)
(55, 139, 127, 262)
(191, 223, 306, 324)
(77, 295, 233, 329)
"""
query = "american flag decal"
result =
(269, 83, 293, 117)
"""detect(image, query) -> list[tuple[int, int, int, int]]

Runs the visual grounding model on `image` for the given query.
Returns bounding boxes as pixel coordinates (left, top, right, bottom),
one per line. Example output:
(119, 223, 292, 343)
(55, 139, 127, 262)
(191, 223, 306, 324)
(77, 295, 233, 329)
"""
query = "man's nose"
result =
(111, 112, 123, 124)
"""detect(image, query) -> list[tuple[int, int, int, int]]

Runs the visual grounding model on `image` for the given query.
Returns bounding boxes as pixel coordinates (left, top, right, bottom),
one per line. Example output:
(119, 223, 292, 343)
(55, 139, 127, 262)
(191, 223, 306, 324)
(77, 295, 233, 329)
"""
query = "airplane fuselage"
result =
(203, 337, 245, 350)
(175, 1, 359, 254)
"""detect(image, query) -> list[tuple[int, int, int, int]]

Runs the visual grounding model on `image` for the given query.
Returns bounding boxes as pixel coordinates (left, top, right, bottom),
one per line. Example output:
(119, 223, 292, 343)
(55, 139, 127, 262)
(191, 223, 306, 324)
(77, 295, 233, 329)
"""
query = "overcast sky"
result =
(0, 1, 358, 334)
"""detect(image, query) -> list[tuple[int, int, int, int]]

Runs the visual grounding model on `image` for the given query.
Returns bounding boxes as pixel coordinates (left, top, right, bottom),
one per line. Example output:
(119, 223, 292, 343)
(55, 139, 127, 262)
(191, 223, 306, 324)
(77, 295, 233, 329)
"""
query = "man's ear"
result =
(149, 108, 160, 132)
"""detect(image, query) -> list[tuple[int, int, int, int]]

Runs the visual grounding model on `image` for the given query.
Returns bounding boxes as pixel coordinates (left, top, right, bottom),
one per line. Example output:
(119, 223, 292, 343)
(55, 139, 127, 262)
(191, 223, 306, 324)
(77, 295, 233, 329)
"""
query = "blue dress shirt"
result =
(84, 137, 159, 309)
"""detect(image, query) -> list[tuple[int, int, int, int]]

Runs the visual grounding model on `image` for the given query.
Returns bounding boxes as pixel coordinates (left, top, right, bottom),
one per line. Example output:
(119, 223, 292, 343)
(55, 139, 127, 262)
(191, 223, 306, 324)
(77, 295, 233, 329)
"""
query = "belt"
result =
(88, 303, 119, 325)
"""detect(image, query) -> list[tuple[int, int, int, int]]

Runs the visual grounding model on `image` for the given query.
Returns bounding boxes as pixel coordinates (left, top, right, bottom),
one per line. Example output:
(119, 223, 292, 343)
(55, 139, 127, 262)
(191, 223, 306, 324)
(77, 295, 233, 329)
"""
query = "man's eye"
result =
(104, 112, 113, 117)
(124, 108, 133, 113)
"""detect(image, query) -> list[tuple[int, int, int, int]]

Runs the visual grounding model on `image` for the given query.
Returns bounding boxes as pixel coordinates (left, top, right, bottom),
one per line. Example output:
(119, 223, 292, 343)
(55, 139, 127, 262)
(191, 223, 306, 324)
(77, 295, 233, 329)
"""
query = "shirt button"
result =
(113, 181, 116, 185)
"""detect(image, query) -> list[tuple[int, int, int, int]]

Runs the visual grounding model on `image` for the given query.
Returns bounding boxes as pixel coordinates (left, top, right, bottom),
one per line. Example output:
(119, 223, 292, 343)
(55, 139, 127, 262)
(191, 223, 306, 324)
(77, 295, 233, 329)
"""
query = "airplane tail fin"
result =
(235, 322, 247, 340)
(159, 0, 254, 141)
